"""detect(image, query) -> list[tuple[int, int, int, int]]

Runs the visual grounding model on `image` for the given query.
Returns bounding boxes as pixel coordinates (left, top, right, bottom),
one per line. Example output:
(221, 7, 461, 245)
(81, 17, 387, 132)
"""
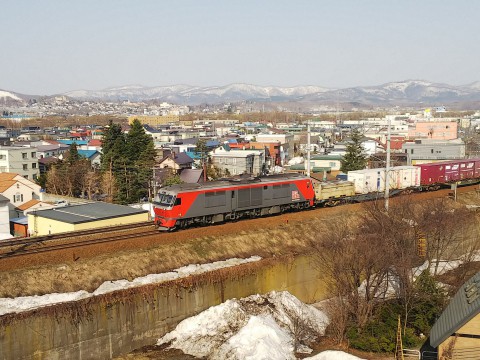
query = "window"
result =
(431, 149, 434, 154)
(23, 164, 28, 170)
(174, 197, 182, 206)
(411, 149, 414, 154)
(32, 163, 37, 169)
(0, 154, 5, 160)
(31, 152, 36, 158)
(22, 153, 27, 159)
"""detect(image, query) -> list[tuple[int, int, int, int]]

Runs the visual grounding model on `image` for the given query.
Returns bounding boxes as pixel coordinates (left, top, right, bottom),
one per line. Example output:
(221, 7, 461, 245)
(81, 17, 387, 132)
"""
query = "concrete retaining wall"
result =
(0, 255, 326, 360)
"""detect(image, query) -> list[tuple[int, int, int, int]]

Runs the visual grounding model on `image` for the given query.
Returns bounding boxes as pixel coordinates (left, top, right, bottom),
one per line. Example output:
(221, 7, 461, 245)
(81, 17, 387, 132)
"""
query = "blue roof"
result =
(78, 150, 99, 159)
(57, 140, 89, 146)
(10, 217, 28, 225)
(186, 151, 201, 160)
(206, 140, 220, 147)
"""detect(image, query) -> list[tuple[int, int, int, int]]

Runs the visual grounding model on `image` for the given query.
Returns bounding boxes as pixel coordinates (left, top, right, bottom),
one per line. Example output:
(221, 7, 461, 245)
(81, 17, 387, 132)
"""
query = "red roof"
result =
(88, 139, 102, 146)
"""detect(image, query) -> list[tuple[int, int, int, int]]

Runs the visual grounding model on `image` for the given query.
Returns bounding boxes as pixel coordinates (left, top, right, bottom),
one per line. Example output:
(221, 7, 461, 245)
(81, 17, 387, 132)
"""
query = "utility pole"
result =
(306, 121, 311, 177)
(385, 117, 391, 212)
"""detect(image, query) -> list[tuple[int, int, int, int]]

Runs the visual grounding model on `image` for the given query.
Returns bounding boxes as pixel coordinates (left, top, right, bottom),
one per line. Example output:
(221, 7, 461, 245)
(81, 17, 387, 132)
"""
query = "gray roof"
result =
(173, 152, 193, 165)
(430, 271, 480, 348)
(31, 202, 148, 224)
(180, 169, 203, 183)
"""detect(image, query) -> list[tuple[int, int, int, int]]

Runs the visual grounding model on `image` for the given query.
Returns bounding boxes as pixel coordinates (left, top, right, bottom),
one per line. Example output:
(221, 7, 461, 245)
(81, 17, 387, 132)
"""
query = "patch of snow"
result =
(0, 90, 22, 101)
(0, 291, 91, 316)
(213, 315, 295, 360)
(158, 291, 329, 359)
(306, 350, 365, 360)
(288, 156, 304, 165)
(0, 256, 261, 316)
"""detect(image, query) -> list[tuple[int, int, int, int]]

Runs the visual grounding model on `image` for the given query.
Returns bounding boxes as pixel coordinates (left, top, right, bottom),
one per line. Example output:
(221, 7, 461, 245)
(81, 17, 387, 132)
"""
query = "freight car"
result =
(153, 173, 315, 230)
(415, 159, 480, 190)
(153, 159, 480, 230)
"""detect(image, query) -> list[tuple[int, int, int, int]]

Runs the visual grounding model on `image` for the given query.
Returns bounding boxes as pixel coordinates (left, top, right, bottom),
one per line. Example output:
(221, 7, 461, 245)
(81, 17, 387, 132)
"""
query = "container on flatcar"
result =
(347, 166, 420, 194)
(313, 181, 355, 202)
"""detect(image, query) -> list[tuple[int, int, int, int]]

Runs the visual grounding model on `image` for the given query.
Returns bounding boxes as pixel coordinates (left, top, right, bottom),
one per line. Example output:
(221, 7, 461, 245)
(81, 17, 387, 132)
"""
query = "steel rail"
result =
(0, 222, 154, 249)
(0, 229, 159, 259)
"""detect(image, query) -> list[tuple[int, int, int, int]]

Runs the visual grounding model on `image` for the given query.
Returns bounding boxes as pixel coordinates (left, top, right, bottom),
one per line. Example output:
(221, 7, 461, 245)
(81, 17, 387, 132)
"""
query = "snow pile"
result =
(0, 256, 261, 316)
(288, 156, 304, 165)
(413, 251, 480, 277)
(158, 291, 329, 359)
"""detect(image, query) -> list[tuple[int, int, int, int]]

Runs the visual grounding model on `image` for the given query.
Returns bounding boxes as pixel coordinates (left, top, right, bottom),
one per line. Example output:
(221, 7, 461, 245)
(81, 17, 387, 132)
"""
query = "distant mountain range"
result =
(2, 80, 480, 108)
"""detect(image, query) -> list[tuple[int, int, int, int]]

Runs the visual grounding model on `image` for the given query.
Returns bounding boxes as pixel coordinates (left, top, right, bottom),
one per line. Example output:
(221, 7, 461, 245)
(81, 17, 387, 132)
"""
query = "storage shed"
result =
(430, 271, 480, 359)
(27, 202, 150, 236)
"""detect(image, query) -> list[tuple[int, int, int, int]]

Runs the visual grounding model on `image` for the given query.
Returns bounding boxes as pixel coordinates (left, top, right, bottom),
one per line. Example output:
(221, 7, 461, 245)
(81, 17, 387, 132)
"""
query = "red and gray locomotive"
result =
(153, 173, 315, 231)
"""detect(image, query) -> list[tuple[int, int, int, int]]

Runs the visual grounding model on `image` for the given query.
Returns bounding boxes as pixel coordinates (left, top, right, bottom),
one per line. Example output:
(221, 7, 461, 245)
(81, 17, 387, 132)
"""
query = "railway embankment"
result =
(1, 187, 479, 359)
(0, 254, 325, 359)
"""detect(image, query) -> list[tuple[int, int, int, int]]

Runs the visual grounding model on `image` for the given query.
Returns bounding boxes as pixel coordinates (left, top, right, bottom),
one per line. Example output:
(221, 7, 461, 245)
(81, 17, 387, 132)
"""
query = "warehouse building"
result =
(27, 202, 150, 236)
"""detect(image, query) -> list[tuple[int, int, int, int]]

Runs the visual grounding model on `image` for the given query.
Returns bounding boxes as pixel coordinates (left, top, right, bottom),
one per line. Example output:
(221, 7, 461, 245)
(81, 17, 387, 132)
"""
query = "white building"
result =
(0, 194, 11, 239)
(0, 172, 43, 218)
(0, 146, 39, 181)
(210, 146, 265, 176)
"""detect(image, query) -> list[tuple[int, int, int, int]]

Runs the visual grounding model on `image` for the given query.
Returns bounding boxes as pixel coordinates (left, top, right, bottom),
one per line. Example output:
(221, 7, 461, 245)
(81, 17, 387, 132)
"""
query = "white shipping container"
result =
(348, 168, 386, 194)
(390, 166, 421, 189)
(348, 166, 420, 194)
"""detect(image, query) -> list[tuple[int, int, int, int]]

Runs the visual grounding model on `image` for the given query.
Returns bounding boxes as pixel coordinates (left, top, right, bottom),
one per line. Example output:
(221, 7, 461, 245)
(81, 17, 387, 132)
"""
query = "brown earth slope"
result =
(1, 186, 479, 298)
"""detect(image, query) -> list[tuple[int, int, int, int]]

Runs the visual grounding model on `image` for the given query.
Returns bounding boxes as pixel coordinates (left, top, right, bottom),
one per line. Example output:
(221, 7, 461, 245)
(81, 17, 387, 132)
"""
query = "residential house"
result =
(0, 172, 43, 218)
(210, 146, 265, 176)
(255, 133, 294, 165)
(35, 143, 69, 159)
(0, 146, 39, 180)
(179, 169, 204, 183)
(158, 152, 194, 174)
(78, 149, 102, 167)
(288, 154, 343, 179)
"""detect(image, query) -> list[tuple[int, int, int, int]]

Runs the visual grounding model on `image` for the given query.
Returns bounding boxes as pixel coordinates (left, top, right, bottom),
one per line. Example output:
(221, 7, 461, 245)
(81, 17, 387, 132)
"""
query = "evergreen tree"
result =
(340, 129, 368, 173)
(195, 138, 209, 181)
(65, 143, 81, 165)
(100, 119, 156, 204)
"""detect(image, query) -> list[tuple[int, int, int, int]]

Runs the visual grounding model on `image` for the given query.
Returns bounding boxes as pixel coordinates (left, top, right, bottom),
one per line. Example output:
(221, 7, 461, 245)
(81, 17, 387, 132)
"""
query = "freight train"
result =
(153, 158, 480, 230)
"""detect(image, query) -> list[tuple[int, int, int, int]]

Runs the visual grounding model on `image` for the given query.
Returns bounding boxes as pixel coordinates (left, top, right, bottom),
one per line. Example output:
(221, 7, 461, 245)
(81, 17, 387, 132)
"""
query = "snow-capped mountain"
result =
(3, 80, 480, 107)
(0, 90, 26, 106)
(63, 83, 331, 103)
(60, 80, 480, 106)
(299, 80, 480, 106)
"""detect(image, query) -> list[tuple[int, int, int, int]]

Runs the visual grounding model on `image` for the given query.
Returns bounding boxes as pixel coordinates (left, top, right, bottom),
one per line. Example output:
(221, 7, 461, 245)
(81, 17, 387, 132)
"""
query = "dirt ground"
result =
(1, 185, 479, 298)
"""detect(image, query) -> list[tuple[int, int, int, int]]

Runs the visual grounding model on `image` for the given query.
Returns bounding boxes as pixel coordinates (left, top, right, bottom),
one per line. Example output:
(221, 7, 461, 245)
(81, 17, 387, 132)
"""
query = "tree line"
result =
(42, 119, 156, 204)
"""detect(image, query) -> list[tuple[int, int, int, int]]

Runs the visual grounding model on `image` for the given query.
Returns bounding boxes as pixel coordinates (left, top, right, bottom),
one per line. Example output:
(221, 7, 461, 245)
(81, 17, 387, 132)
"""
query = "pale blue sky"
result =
(3, 0, 479, 94)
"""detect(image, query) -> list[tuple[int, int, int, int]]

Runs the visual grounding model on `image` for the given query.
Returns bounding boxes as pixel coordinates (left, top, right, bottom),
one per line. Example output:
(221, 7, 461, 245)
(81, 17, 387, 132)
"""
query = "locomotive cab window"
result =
(175, 197, 182, 206)
(158, 194, 175, 207)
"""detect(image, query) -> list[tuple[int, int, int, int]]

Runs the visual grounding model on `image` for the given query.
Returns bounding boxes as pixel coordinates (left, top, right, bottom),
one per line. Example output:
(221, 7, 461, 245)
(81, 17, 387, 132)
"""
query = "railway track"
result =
(0, 222, 157, 259)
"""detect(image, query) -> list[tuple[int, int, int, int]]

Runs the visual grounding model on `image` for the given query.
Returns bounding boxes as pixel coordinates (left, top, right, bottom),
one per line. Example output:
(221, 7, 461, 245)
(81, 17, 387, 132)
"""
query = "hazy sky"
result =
(3, 0, 479, 95)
